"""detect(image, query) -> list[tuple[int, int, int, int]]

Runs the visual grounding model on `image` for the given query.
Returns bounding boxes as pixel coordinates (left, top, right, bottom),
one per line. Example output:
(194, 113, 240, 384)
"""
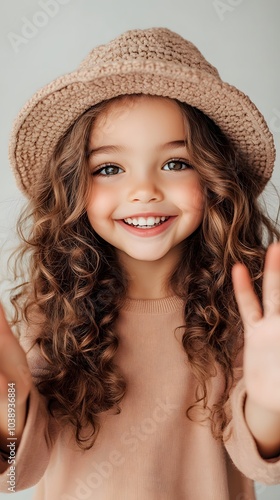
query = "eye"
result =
(162, 160, 193, 171)
(93, 164, 124, 176)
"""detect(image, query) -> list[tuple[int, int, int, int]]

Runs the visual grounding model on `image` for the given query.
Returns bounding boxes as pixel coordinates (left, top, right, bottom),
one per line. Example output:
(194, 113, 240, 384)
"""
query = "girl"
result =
(0, 27, 280, 499)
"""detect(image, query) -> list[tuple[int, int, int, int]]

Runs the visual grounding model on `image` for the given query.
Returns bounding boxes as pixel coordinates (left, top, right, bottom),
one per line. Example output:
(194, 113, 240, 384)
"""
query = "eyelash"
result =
(92, 164, 124, 176)
(92, 159, 193, 176)
(162, 160, 193, 171)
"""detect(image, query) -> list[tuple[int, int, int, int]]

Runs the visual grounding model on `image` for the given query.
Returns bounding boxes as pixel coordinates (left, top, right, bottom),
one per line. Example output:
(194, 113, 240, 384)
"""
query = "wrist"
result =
(244, 395, 280, 459)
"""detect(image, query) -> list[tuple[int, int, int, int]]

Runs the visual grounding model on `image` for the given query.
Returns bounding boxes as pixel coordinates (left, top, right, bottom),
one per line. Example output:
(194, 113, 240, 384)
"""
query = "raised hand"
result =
(0, 303, 32, 446)
(232, 242, 280, 413)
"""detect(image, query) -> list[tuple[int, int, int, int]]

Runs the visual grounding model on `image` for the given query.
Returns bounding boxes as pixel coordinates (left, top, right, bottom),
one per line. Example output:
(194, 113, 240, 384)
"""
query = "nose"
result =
(128, 176, 163, 203)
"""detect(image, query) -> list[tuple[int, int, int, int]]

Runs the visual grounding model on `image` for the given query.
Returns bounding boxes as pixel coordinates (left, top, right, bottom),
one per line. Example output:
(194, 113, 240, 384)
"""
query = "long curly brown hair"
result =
(10, 94, 279, 449)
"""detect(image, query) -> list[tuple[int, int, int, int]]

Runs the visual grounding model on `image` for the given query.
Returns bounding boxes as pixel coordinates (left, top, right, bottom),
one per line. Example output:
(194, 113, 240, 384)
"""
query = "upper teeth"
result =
(124, 216, 169, 226)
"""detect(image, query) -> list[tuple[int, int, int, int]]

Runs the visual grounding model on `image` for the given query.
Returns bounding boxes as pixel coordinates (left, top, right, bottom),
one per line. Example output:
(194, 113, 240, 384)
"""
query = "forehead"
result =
(89, 95, 186, 146)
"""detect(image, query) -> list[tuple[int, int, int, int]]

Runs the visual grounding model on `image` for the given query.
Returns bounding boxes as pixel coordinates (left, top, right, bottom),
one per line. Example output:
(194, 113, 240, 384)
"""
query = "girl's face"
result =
(86, 96, 204, 267)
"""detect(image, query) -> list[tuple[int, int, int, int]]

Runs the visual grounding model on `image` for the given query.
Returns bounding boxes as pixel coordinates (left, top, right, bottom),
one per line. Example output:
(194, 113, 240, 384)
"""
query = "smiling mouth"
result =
(123, 216, 170, 229)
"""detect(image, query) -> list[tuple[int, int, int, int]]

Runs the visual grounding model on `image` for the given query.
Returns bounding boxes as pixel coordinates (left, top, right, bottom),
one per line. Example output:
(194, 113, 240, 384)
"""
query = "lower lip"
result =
(117, 217, 176, 237)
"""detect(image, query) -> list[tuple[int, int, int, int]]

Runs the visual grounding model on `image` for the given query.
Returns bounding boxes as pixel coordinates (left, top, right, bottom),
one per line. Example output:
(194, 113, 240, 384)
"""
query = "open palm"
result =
(232, 242, 280, 413)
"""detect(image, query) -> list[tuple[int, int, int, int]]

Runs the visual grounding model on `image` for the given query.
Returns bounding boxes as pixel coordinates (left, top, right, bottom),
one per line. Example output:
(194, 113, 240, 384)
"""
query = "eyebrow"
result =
(87, 140, 187, 158)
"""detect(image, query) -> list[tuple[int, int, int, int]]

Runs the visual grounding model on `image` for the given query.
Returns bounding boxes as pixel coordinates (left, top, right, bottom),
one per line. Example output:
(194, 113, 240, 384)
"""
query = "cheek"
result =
(87, 184, 111, 218)
(175, 180, 205, 213)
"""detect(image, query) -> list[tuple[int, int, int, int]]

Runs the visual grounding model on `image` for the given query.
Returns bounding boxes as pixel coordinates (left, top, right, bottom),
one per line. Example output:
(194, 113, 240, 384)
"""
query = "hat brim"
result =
(9, 58, 275, 196)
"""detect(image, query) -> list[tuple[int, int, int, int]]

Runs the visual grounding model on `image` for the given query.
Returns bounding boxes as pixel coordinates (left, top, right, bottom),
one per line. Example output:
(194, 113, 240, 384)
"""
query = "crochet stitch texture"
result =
(9, 27, 275, 197)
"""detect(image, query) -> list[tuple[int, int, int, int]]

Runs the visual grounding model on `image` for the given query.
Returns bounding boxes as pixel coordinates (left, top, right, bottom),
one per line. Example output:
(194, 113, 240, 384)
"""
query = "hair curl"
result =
(9, 94, 279, 449)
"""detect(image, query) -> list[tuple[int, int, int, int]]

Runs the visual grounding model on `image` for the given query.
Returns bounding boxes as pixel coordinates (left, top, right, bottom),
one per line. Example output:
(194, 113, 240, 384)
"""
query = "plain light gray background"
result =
(1, 0, 280, 498)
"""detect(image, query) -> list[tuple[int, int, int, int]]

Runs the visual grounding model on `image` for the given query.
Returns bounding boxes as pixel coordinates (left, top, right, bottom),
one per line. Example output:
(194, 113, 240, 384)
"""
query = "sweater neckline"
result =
(121, 295, 185, 314)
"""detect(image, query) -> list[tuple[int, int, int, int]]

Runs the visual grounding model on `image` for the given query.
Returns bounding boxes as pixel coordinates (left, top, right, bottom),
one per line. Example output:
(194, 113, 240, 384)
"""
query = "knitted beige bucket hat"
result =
(9, 27, 275, 198)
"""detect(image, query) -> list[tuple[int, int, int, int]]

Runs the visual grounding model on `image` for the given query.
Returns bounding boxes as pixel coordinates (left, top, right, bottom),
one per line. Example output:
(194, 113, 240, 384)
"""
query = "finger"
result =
(0, 373, 8, 394)
(0, 305, 32, 406)
(0, 303, 31, 387)
(232, 263, 263, 328)
(262, 242, 280, 317)
(0, 302, 17, 353)
(0, 303, 13, 340)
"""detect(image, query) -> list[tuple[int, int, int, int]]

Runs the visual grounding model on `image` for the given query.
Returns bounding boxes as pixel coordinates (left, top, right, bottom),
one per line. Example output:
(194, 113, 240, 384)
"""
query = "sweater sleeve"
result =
(223, 375, 280, 484)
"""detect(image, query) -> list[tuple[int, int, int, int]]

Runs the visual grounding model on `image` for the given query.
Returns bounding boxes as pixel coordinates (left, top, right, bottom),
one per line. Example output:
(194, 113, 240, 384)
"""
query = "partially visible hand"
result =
(232, 242, 280, 413)
(0, 303, 32, 408)
(0, 303, 32, 454)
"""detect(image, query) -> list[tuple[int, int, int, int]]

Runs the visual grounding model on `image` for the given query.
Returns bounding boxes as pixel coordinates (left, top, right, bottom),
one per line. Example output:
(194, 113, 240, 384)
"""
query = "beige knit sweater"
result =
(0, 296, 280, 499)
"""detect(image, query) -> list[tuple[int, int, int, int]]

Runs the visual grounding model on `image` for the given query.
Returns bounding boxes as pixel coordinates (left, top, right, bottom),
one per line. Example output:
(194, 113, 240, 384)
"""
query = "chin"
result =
(123, 251, 171, 262)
